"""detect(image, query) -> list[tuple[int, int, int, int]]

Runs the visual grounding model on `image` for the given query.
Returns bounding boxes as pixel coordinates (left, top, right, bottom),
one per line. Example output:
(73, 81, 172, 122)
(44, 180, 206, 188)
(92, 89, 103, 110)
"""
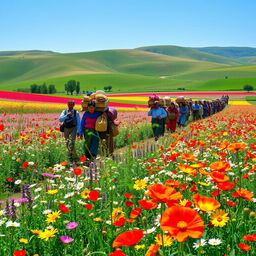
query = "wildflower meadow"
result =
(0, 97, 255, 256)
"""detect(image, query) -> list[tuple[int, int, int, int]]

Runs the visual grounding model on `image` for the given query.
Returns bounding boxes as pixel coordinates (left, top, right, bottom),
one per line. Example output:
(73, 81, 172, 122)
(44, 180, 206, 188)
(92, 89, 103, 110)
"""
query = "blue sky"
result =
(1, 0, 256, 53)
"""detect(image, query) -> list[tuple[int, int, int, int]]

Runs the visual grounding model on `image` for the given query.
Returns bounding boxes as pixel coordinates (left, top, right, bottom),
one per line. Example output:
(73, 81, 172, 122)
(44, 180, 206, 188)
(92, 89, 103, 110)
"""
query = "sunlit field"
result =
(0, 99, 255, 256)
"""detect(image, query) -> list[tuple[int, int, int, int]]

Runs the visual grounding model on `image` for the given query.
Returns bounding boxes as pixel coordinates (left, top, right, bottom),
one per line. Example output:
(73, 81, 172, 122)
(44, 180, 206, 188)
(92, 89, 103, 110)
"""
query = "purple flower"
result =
(41, 173, 56, 178)
(16, 198, 28, 203)
(66, 222, 78, 230)
(60, 236, 73, 244)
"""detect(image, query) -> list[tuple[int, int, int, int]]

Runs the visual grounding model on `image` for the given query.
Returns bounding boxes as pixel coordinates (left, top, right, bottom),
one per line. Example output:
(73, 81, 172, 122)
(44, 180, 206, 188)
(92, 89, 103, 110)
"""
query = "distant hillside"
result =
(0, 50, 58, 56)
(0, 46, 255, 92)
(194, 47, 256, 59)
(136, 45, 240, 65)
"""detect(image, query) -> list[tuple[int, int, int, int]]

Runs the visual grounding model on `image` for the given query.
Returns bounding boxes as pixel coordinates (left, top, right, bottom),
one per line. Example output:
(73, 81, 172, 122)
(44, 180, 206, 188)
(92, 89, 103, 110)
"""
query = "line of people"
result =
(59, 100, 118, 164)
(148, 95, 229, 141)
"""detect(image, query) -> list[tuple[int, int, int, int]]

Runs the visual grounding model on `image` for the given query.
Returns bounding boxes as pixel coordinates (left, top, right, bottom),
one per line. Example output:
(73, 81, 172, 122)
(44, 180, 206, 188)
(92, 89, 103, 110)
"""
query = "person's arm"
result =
(160, 108, 167, 118)
(59, 110, 68, 122)
(148, 109, 153, 116)
(78, 113, 86, 135)
(75, 110, 81, 132)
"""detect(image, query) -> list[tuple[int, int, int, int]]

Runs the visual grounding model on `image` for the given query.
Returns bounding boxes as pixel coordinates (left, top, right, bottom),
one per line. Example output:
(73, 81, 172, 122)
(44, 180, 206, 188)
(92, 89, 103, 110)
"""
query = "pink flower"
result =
(60, 236, 74, 244)
(66, 222, 78, 230)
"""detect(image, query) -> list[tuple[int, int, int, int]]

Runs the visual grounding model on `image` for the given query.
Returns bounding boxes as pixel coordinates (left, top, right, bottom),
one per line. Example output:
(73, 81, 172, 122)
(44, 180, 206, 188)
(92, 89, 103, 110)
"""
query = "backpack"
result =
(63, 110, 77, 128)
(95, 115, 108, 132)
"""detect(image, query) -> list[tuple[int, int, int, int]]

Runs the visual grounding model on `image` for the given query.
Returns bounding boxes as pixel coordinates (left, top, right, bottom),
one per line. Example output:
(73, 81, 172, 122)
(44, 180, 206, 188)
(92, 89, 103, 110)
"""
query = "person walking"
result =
(59, 100, 81, 162)
(78, 101, 105, 162)
(178, 102, 189, 127)
(166, 102, 179, 133)
(148, 101, 167, 141)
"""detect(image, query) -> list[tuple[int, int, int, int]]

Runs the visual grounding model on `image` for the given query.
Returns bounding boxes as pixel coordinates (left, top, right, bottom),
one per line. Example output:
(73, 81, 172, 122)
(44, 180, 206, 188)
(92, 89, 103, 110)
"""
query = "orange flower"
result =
(210, 172, 229, 183)
(219, 141, 230, 150)
(145, 244, 160, 256)
(160, 206, 204, 242)
(181, 153, 196, 162)
(146, 184, 182, 204)
(165, 179, 180, 188)
(177, 164, 197, 176)
(129, 207, 142, 219)
(243, 234, 256, 241)
(227, 142, 247, 152)
(60, 161, 68, 166)
(232, 188, 254, 201)
(138, 199, 158, 210)
(112, 230, 144, 247)
(217, 182, 235, 191)
(209, 161, 231, 172)
(192, 194, 221, 212)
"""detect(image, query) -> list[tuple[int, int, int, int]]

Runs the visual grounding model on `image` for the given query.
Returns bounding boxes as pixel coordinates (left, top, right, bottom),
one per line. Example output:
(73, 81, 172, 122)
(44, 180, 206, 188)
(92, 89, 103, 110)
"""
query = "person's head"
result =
(67, 100, 75, 110)
(170, 102, 175, 109)
(153, 101, 159, 108)
(195, 101, 198, 104)
(88, 101, 96, 113)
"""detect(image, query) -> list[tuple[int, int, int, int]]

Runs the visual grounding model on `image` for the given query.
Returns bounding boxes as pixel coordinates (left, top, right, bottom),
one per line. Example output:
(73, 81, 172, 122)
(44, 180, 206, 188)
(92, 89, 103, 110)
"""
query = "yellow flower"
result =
(210, 209, 229, 227)
(179, 199, 190, 206)
(133, 179, 147, 190)
(47, 189, 58, 195)
(155, 234, 173, 247)
(111, 208, 125, 223)
(46, 211, 61, 224)
(198, 182, 210, 186)
(81, 189, 90, 199)
(31, 229, 41, 235)
(93, 217, 103, 222)
(38, 228, 58, 241)
(135, 244, 145, 250)
(19, 238, 29, 244)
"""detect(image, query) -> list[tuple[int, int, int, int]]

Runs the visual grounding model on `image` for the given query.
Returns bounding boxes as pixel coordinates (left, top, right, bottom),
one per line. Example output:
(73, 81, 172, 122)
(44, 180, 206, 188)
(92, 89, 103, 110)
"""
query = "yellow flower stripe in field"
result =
(229, 101, 251, 105)
(0, 100, 148, 112)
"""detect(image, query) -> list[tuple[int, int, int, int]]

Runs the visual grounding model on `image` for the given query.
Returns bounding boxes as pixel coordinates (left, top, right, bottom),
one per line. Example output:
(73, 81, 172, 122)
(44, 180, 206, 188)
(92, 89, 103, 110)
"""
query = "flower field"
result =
(0, 102, 255, 256)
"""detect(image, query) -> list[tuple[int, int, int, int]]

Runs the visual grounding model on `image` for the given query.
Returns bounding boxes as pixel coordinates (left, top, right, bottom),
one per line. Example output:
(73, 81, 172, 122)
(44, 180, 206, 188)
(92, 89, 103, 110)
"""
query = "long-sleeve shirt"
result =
(59, 109, 81, 128)
(78, 111, 102, 134)
(148, 107, 167, 119)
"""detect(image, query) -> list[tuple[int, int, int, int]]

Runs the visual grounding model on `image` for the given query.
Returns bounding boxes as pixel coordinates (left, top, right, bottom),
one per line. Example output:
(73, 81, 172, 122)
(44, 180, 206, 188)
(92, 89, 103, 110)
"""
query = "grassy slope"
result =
(0, 47, 255, 92)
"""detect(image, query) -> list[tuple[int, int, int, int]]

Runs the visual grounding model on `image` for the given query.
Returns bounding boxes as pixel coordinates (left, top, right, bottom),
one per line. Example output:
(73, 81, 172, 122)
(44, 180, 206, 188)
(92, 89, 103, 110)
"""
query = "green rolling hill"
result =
(0, 46, 255, 92)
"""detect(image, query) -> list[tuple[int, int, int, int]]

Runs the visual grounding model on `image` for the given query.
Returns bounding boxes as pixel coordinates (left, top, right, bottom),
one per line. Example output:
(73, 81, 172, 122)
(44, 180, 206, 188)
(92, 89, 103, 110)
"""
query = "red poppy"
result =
(13, 250, 27, 256)
(226, 201, 237, 207)
(89, 190, 100, 201)
(6, 177, 13, 182)
(145, 244, 160, 256)
(243, 234, 256, 241)
(84, 204, 93, 210)
(80, 156, 87, 162)
(73, 168, 83, 175)
(238, 243, 251, 251)
(125, 201, 134, 207)
(190, 185, 197, 193)
(192, 194, 220, 212)
(160, 206, 204, 242)
(210, 171, 229, 183)
(124, 193, 133, 199)
(211, 190, 221, 197)
(130, 207, 142, 219)
(165, 179, 180, 188)
(59, 203, 71, 213)
(0, 124, 4, 131)
(22, 161, 29, 169)
(109, 249, 127, 256)
(114, 217, 126, 227)
(138, 199, 158, 210)
(112, 230, 144, 247)
(217, 182, 235, 191)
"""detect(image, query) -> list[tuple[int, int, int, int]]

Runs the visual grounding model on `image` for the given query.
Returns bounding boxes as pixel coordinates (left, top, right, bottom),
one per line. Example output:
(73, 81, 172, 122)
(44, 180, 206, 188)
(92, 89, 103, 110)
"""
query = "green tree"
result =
(48, 84, 57, 94)
(243, 84, 254, 92)
(30, 84, 39, 93)
(40, 83, 48, 94)
(76, 81, 80, 95)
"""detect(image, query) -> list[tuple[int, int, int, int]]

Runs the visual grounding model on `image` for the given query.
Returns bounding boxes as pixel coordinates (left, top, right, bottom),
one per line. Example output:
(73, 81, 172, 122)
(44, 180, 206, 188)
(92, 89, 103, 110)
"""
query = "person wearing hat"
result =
(148, 101, 167, 141)
(59, 100, 81, 162)
(78, 101, 106, 162)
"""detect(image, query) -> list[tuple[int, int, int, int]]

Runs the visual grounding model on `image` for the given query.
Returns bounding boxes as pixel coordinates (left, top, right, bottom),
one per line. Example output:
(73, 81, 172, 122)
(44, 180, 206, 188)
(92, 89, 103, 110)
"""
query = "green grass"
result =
(246, 96, 256, 104)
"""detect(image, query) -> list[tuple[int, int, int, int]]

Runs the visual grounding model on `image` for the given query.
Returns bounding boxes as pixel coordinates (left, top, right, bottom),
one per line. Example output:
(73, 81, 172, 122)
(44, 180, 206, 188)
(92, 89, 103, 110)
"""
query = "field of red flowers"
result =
(0, 102, 255, 256)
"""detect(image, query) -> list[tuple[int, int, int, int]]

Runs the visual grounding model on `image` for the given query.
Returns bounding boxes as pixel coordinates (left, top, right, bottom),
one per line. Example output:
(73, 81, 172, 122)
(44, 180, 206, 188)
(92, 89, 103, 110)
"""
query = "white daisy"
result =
(6, 220, 20, 228)
(193, 239, 207, 249)
(208, 238, 222, 246)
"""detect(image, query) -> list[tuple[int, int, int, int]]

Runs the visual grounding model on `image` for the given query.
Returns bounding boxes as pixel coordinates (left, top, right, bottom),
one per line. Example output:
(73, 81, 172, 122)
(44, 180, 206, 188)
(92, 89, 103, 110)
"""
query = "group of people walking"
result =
(59, 100, 117, 164)
(148, 95, 229, 141)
